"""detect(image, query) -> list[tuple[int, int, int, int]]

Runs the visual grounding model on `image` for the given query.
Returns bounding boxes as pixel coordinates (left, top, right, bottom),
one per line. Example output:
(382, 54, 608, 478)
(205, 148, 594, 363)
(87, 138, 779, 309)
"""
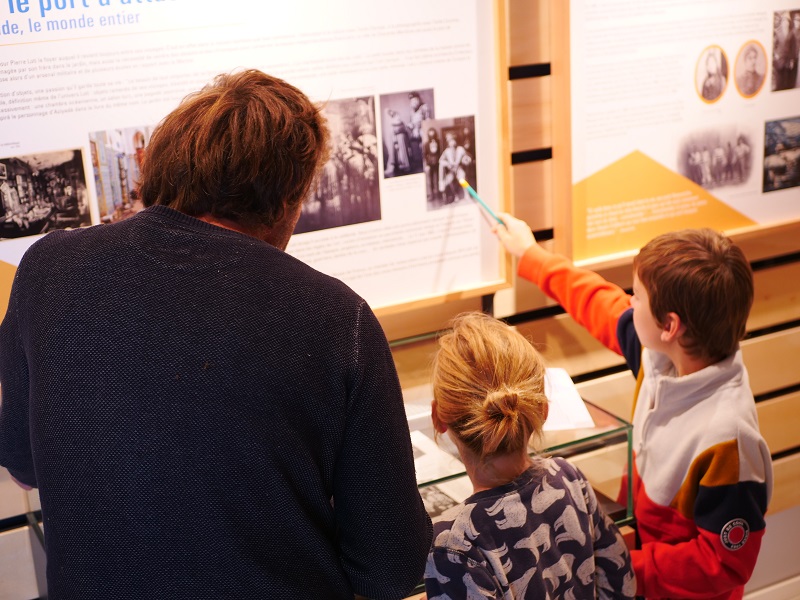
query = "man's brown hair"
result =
(138, 69, 330, 227)
(633, 228, 753, 364)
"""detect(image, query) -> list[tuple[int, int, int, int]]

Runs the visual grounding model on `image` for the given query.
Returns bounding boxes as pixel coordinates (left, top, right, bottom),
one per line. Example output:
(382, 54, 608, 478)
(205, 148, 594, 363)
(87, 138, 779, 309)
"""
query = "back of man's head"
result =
(138, 69, 330, 228)
(633, 228, 753, 364)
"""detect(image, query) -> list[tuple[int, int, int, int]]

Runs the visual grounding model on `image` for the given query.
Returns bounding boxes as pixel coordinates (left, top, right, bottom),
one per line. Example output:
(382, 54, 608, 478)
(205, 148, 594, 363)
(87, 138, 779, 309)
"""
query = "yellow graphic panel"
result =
(572, 151, 756, 262)
(0, 261, 17, 323)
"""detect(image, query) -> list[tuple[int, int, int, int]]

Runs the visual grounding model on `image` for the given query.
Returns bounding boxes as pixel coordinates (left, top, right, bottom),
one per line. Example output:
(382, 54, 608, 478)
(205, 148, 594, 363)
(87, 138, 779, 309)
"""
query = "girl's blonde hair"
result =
(432, 312, 549, 460)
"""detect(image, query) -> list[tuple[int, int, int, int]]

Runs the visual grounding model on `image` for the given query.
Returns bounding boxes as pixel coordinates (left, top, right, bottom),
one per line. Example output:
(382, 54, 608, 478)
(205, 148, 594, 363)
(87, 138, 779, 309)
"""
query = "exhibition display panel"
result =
(552, 0, 800, 264)
(0, 0, 511, 317)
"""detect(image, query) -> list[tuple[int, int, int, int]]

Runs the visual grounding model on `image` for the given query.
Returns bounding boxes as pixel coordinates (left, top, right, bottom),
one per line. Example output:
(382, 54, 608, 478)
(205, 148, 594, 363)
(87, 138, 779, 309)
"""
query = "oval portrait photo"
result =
(696, 45, 729, 103)
(735, 41, 767, 98)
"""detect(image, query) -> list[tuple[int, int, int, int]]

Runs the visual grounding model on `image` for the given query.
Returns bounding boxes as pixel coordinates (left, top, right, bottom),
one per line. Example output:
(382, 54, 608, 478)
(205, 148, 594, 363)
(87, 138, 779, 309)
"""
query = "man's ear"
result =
(431, 400, 448, 434)
(661, 312, 685, 342)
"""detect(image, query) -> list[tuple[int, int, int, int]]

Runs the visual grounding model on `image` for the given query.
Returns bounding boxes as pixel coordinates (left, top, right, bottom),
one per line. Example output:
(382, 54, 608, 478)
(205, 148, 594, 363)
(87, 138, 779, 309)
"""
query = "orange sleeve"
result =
(518, 247, 631, 355)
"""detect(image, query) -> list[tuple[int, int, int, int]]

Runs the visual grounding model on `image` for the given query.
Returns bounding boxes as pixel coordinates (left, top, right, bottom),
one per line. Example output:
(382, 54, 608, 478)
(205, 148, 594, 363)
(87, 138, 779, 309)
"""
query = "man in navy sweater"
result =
(0, 69, 432, 599)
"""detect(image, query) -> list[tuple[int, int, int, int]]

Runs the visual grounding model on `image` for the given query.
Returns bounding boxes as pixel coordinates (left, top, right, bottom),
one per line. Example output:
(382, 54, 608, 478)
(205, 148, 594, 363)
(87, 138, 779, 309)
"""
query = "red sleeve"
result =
(518, 247, 631, 355)
(631, 439, 770, 598)
(631, 526, 763, 598)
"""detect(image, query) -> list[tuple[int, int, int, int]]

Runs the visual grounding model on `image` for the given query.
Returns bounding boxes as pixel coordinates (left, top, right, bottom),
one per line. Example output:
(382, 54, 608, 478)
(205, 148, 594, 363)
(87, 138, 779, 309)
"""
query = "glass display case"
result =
(406, 396, 633, 525)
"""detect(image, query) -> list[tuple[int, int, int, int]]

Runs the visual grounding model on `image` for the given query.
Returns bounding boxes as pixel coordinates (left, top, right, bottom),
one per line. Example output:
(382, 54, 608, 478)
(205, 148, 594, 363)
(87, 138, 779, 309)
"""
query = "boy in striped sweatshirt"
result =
(495, 214, 772, 600)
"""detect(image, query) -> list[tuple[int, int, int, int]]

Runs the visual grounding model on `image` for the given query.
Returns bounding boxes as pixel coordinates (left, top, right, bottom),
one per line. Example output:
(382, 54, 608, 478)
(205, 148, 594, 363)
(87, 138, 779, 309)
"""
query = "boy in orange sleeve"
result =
(495, 213, 772, 600)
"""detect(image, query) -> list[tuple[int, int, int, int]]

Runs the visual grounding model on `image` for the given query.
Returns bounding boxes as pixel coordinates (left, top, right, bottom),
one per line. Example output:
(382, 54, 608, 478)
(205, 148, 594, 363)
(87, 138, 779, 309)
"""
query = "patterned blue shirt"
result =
(424, 457, 635, 599)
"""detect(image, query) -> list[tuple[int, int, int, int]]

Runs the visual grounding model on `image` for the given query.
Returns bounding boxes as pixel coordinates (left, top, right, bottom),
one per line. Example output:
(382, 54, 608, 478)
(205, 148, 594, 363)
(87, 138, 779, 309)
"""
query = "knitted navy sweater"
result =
(0, 206, 432, 599)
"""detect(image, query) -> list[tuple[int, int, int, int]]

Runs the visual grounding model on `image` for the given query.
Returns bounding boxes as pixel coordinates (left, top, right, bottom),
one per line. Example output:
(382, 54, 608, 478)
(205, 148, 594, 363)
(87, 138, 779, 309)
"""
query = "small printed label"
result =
(720, 518, 749, 551)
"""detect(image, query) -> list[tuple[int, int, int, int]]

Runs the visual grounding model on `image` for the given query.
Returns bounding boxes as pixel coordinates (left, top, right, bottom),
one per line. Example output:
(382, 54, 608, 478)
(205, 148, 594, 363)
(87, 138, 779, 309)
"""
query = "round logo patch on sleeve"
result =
(720, 518, 750, 551)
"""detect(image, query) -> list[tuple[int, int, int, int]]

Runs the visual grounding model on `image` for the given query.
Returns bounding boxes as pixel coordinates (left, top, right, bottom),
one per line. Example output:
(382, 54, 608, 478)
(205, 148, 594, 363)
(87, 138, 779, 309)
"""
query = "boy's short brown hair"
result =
(138, 69, 330, 227)
(633, 228, 753, 364)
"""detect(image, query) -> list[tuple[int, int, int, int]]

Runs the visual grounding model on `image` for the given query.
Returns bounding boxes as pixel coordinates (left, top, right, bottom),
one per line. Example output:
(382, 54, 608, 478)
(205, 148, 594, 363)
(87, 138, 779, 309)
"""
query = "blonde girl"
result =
(425, 312, 635, 599)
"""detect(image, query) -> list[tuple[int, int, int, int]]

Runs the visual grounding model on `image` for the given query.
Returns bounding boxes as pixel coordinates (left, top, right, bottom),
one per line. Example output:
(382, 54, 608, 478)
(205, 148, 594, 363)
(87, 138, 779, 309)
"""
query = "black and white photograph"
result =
(379, 89, 435, 178)
(734, 41, 767, 98)
(0, 150, 90, 240)
(764, 116, 800, 193)
(419, 485, 459, 519)
(678, 128, 754, 189)
(772, 10, 800, 92)
(89, 126, 152, 224)
(294, 96, 381, 235)
(422, 115, 477, 211)
(695, 45, 729, 103)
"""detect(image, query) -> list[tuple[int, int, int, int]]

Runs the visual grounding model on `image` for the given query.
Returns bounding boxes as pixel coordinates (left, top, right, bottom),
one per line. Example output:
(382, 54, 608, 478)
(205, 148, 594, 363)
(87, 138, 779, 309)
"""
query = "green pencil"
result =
(459, 179, 504, 225)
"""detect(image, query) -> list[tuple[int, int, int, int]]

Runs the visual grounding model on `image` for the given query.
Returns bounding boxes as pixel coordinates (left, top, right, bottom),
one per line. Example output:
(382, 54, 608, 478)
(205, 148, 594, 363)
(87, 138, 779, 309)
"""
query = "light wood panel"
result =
(512, 159, 553, 231)
(744, 505, 800, 596)
(568, 443, 628, 501)
(743, 328, 800, 397)
(393, 338, 438, 394)
(380, 296, 484, 344)
(750, 262, 800, 330)
(0, 527, 39, 600)
(500, 273, 556, 318)
(770, 453, 800, 515)
(0, 469, 29, 522)
(509, 77, 552, 153)
(757, 393, 800, 456)
(576, 372, 636, 421)
(514, 314, 624, 373)
(27, 489, 40, 513)
(548, 0, 573, 258)
(507, 0, 550, 66)
(731, 220, 800, 262)
(0, 262, 16, 328)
